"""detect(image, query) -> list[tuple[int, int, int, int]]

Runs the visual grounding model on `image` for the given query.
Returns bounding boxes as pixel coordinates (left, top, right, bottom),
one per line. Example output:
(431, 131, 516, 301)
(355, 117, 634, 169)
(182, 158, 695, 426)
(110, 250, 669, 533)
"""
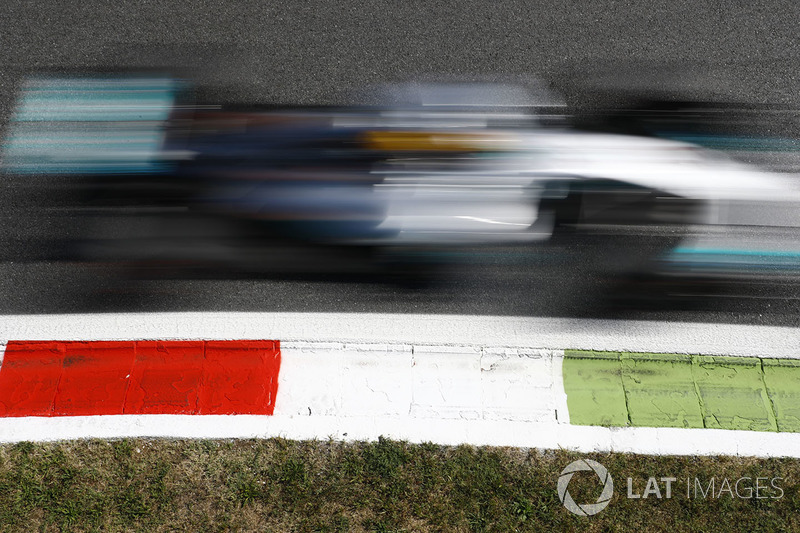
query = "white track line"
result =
(1, 312, 798, 358)
(1, 415, 799, 458)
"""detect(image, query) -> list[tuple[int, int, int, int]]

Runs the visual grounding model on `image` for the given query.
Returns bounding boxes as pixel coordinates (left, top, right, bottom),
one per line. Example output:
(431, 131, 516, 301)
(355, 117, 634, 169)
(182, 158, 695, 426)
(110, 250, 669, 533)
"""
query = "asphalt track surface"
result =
(2, 1, 800, 326)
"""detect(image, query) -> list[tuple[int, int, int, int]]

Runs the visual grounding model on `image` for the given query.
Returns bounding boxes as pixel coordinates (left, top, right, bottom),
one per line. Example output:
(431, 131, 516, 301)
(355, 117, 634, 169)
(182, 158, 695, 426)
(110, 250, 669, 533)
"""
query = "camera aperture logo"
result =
(557, 459, 614, 516)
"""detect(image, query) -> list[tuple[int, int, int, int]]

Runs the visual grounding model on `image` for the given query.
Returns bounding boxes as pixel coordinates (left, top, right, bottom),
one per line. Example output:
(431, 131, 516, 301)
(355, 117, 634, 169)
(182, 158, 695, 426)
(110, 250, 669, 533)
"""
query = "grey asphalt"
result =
(2, 1, 800, 325)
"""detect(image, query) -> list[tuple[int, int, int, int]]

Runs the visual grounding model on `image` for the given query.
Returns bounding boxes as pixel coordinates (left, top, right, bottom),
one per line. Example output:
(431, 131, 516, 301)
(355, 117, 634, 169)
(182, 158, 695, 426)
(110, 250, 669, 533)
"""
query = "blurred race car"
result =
(2, 75, 795, 282)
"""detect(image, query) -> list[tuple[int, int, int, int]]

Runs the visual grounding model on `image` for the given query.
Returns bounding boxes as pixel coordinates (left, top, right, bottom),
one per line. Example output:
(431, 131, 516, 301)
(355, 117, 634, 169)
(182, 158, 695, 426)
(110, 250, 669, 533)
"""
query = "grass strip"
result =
(1, 438, 799, 532)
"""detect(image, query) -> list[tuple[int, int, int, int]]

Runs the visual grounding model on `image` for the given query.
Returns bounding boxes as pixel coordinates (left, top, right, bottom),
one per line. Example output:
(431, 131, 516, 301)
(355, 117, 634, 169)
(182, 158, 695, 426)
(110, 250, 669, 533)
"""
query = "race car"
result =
(2, 75, 795, 283)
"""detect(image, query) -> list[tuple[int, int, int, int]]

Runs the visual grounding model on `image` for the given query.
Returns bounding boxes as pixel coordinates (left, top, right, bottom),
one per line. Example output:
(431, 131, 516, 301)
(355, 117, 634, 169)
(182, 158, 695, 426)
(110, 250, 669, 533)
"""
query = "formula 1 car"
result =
(2, 75, 794, 282)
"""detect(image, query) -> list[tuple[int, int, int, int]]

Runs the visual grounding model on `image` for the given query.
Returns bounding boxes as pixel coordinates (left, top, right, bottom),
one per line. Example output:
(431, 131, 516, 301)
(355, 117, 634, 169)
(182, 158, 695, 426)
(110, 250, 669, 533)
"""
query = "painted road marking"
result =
(562, 351, 629, 427)
(2, 328, 800, 457)
(762, 358, 800, 432)
(0, 340, 280, 417)
(1, 313, 799, 358)
(695, 356, 777, 432)
(273, 343, 562, 423)
(622, 353, 702, 429)
(126, 341, 205, 415)
(1, 415, 800, 457)
(563, 350, 799, 432)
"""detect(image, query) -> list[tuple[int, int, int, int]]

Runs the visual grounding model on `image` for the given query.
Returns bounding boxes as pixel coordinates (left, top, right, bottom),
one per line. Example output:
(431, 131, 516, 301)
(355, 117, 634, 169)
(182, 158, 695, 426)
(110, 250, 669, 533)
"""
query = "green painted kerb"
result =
(563, 350, 800, 432)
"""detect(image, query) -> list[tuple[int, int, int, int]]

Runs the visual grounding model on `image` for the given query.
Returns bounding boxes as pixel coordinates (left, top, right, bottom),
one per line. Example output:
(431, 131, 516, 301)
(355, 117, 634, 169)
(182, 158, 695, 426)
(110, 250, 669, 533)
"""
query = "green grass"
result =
(0, 437, 798, 531)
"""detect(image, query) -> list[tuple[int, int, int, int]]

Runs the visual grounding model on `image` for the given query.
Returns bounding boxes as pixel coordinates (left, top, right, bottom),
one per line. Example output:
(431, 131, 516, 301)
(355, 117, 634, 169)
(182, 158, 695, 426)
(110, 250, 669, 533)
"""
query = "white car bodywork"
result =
(367, 129, 800, 245)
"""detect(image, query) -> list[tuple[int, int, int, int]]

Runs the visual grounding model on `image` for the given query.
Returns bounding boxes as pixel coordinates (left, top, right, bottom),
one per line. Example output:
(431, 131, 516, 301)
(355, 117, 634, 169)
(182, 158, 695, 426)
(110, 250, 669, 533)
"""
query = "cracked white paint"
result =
(274, 342, 559, 424)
